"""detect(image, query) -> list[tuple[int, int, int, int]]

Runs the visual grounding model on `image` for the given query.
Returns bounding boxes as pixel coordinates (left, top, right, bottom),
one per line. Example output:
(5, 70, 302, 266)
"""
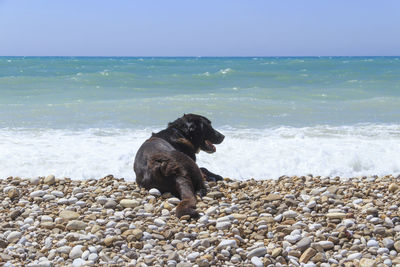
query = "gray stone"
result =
(44, 175, 55, 185)
(283, 210, 298, 218)
(216, 221, 231, 230)
(96, 196, 108, 205)
(347, 252, 362, 260)
(217, 239, 237, 249)
(104, 199, 117, 209)
(120, 199, 140, 208)
(149, 188, 161, 196)
(154, 218, 166, 227)
(66, 220, 87, 230)
(383, 238, 394, 249)
(6, 231, 22, 243)
(88, 253, 99, 262)
(57, 246, 72, 254)
(30, 177, 40, 185)
(38, 260, 53, 267)
(187, 252, 200, 261)
(377, 247, 389, 254)
(285, 234, 302, 244)
(168, 197, 181, 205)
(251, 256, 263, 267)
(318, 241, 334, 250)
(343, 219, 355, 228)
(198, 215, 209, 224)
(51, 191, 64, 197)
(30, 190, 46, 198)
(384, 259, 392, 266)
(247, 247, 267, 259)
(69, 245, 83, 259)
(296, 237, 312, 251)
(82, 250, 90, 260)
(367, 239, 379, 248)
(72, 258, 86, 267)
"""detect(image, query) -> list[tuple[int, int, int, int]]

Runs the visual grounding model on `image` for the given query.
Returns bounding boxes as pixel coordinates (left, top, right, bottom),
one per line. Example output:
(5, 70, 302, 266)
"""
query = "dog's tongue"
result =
(205, 140, 216, 153)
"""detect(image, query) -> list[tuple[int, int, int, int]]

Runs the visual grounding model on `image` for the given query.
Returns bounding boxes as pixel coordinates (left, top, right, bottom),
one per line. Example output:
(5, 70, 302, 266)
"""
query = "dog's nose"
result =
(217, 132, 225, 143)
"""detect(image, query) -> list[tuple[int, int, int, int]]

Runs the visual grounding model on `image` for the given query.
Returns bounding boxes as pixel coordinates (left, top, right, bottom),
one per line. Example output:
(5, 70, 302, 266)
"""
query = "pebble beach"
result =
(1, 174, 400, 267)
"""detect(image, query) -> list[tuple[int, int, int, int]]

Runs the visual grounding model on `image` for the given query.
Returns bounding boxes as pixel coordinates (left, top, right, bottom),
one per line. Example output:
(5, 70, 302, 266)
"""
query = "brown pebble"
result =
(299, 247, 317, 263)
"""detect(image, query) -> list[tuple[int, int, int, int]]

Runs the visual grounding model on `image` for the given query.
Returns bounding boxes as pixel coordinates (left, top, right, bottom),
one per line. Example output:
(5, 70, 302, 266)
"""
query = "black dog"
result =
(134, 114, 224, 218)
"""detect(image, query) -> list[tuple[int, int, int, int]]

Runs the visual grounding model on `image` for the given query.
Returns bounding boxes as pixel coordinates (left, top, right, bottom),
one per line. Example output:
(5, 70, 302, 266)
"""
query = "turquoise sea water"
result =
(1, 57, 400, 179)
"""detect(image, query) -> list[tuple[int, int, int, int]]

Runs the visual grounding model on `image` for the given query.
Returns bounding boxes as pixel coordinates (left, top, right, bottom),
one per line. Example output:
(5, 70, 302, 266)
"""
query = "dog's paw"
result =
(213, 174, 223, 181)
(176, 201, 199, 219)
(198, 188, 207, 197)
(205, 174, 223, 182)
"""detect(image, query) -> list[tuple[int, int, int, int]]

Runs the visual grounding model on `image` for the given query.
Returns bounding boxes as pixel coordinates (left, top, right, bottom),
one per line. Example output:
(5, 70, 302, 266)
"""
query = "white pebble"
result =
(367, 239, 379, 247)
(187, 252, 200, 261)
(154, 218, 166, 227)
(88, 253, 99, 262)
(30, 190, 46, 198)
(251, 256, 263, 267)
(149, 188, 161, 196)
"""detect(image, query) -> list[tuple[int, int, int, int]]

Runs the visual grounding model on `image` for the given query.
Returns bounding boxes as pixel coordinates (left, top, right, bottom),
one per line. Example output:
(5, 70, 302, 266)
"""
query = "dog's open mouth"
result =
(202, 140, 216, 153)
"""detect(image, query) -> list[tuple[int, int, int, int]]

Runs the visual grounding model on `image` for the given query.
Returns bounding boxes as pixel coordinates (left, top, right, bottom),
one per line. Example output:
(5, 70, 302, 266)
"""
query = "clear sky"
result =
(1, 0, 399, 56)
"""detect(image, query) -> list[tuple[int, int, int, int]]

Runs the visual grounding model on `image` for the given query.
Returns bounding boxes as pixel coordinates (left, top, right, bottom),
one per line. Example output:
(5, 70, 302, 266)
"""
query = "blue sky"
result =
(1, 0, 399, 56)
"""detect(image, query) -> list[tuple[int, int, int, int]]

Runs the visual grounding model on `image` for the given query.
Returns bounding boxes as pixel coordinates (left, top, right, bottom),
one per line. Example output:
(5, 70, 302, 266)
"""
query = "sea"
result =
(1, 57, 400, 180)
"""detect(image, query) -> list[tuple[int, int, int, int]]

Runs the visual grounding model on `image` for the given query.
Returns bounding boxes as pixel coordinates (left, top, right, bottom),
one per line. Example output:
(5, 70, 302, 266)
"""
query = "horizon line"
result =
(1, 55, 399, 58)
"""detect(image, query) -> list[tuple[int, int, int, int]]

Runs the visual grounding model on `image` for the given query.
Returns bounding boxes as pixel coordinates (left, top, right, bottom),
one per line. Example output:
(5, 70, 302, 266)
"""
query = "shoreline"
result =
(1, 174, 400, 266)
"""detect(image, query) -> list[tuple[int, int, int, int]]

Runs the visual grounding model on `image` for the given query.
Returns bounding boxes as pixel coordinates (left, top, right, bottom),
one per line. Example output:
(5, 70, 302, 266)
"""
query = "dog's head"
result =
(169, 114, 224, 153)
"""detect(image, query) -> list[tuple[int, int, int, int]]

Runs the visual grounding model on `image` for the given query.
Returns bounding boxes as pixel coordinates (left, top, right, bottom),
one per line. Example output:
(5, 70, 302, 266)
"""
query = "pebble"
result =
(384, 259, 392, 266)
(205, 206, 218, 215)
(367, 239, 379, 247)
(326, 212, 346, 219)
(30, 190, 46, 198)
(7, 231, 22, 243)
(30, 177, 40, 185)
(300, 247, 316, 263)
(120, 199, 139, 208)
(216, 221, 231, 230)
(149, 188, 161, 196)
(282, 210, 297, 218)
(251, 256, 263, 267)
(44, 175, 56, 185)
(383, 238, 394, 249)
(104, 199, 117, 209)
(152, 218, 164, 227)
(72, 258, 86, 267)
(296, 237, 312, 251)
(168, 197, 181, 205)
(187, 252, 200, 261)
(343, 219, 355, 228)
(360, 258, 377, 267)
(247, 247, 267, 259)
(69, 245, 83, 259)
(388, 183, 399, 192)
(88, 253, 99, 262)
(1, 174, 400, 266)
(285, 234, 302, 244)
(66, 220, 87, 230)
(217, 239, 237, 249)
(59, 210, 80, 220)
(347, 252, 363, 260)
(318, 241, 334, 250)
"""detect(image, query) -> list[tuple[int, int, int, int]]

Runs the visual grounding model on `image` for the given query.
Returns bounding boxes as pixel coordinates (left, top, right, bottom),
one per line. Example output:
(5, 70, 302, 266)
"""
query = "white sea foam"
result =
(218, 68, 233, 75)
(1, 125, 400, 181)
